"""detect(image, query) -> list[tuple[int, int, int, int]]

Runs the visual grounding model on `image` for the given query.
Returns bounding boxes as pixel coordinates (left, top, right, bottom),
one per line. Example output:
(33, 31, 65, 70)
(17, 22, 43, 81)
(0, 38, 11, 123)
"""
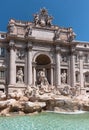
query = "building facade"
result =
(0, 8, 89, 94)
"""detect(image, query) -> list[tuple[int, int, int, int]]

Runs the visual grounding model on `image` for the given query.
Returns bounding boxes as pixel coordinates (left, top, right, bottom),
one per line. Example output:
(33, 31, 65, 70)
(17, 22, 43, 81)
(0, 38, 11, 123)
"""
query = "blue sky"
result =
(0, 0, 89, 41)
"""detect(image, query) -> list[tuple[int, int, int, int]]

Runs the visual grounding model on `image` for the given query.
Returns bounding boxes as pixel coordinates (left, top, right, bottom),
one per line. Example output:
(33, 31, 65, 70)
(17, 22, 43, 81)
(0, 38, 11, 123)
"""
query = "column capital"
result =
(70, 46, 76, 55)
(32, 62, 37, 67)
(51, 63, 55, 68)
(27, 42, 33, 51)
(79, 51, 83, 59)
(56, 46, 61, 53)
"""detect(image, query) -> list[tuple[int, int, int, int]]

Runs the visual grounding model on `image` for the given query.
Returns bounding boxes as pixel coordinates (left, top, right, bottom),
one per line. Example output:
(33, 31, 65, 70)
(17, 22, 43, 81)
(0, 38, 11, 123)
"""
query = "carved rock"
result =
(23, 101, 46, 113)
(8, 89, 24, 100)
(0, 99, 16, 110)
(0, 107, 10, 116)
(0, 91, 6, 101)
(9, 101, 23, 112)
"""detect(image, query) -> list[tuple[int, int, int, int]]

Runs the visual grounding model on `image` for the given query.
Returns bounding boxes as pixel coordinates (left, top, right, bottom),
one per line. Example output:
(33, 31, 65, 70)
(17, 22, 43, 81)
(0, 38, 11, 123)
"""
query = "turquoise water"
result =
(0, 112, 89, 130)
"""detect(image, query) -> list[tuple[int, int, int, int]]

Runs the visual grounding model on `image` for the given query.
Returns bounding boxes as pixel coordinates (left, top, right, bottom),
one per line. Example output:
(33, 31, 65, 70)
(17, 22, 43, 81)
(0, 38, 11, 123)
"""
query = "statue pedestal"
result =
(15, 83, 26, 88)
(80, 88, 86, 95)
(8, 83, 27, 93)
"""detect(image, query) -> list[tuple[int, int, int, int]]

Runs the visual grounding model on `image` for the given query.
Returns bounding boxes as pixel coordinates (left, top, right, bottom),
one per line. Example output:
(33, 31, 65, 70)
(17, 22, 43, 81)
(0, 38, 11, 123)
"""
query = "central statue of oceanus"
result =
(37, 68, 49, 86)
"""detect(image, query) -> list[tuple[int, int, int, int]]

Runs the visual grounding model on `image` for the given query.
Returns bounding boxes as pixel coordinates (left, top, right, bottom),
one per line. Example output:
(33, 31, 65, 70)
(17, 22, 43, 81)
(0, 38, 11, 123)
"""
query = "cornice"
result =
(76, 47, 89, 52)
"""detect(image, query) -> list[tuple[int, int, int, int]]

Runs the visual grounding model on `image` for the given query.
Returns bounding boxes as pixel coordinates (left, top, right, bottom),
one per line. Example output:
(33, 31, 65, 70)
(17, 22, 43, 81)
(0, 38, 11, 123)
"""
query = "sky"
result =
(0, 0, 89, 41)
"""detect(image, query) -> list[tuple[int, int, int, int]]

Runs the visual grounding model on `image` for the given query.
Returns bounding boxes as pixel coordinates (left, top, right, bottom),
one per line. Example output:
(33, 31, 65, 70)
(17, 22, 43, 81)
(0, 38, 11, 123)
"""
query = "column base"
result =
(56, 85, 60, 88)
(8, 84, 15, 93)
(8, 84, 15, 88)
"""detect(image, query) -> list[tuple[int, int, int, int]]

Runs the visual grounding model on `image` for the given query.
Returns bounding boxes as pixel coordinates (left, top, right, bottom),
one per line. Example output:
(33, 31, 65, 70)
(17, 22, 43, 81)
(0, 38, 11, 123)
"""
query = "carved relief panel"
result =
(16, 49, 25, 60)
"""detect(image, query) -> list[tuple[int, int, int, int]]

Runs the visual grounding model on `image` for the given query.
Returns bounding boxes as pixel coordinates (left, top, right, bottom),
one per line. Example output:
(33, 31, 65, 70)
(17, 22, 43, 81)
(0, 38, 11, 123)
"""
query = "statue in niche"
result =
(38, 68, 49, 86)
(16, 68, 24, 83)
(25, 25, 32, 37)
(61, 70, 67, 84)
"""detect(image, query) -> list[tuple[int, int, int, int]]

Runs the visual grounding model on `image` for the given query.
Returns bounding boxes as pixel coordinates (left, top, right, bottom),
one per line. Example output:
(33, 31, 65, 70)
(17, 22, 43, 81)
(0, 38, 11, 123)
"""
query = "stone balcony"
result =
(0, 78, 6, 84)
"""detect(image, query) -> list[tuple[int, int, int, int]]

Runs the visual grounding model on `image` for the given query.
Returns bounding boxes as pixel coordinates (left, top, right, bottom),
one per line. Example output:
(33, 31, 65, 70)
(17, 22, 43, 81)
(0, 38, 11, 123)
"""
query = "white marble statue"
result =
(61, 70, 67, 84)
(38, 68, 49, 86)
(34, 14, 39, 25)
(16, 68, 24, 83)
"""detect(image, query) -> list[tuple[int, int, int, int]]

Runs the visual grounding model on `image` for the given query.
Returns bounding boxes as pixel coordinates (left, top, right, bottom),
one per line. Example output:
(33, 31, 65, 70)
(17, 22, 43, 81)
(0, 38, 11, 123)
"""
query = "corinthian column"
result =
(32, 62, 36, 85)
(27, 42, 32, 86)
(9, 40, 16, 86)
(79, 52, 85, 95)
(79, 52, 84, 88)
(70, 52, 75, 87)
(56, 47, 61, 87)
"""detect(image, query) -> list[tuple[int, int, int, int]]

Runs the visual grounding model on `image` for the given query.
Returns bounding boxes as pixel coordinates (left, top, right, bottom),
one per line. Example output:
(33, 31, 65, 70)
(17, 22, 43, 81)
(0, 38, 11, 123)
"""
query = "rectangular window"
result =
(0, 48, 5, 57)
(75, 55, 79, 63)
(0, 71, 5, 79)
(85, 75, 89, 82)
(84, 54, 88, 63)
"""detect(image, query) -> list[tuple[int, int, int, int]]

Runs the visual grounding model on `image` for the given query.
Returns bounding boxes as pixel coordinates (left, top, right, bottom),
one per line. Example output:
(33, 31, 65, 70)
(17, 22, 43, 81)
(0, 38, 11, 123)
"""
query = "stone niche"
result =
(16, 66, 24, 84)
(61, 69, 67, 84)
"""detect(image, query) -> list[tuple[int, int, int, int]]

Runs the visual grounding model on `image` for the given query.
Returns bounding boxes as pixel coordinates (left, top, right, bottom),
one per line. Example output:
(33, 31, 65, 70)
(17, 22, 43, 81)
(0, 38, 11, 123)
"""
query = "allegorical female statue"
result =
(16, 68, 24, 83)
(61, 70, 67, 84)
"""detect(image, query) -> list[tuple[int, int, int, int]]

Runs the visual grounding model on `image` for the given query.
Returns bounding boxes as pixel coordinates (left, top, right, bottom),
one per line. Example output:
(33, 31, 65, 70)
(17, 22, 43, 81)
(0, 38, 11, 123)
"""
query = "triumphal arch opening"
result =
(0, 8, 89, 95)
